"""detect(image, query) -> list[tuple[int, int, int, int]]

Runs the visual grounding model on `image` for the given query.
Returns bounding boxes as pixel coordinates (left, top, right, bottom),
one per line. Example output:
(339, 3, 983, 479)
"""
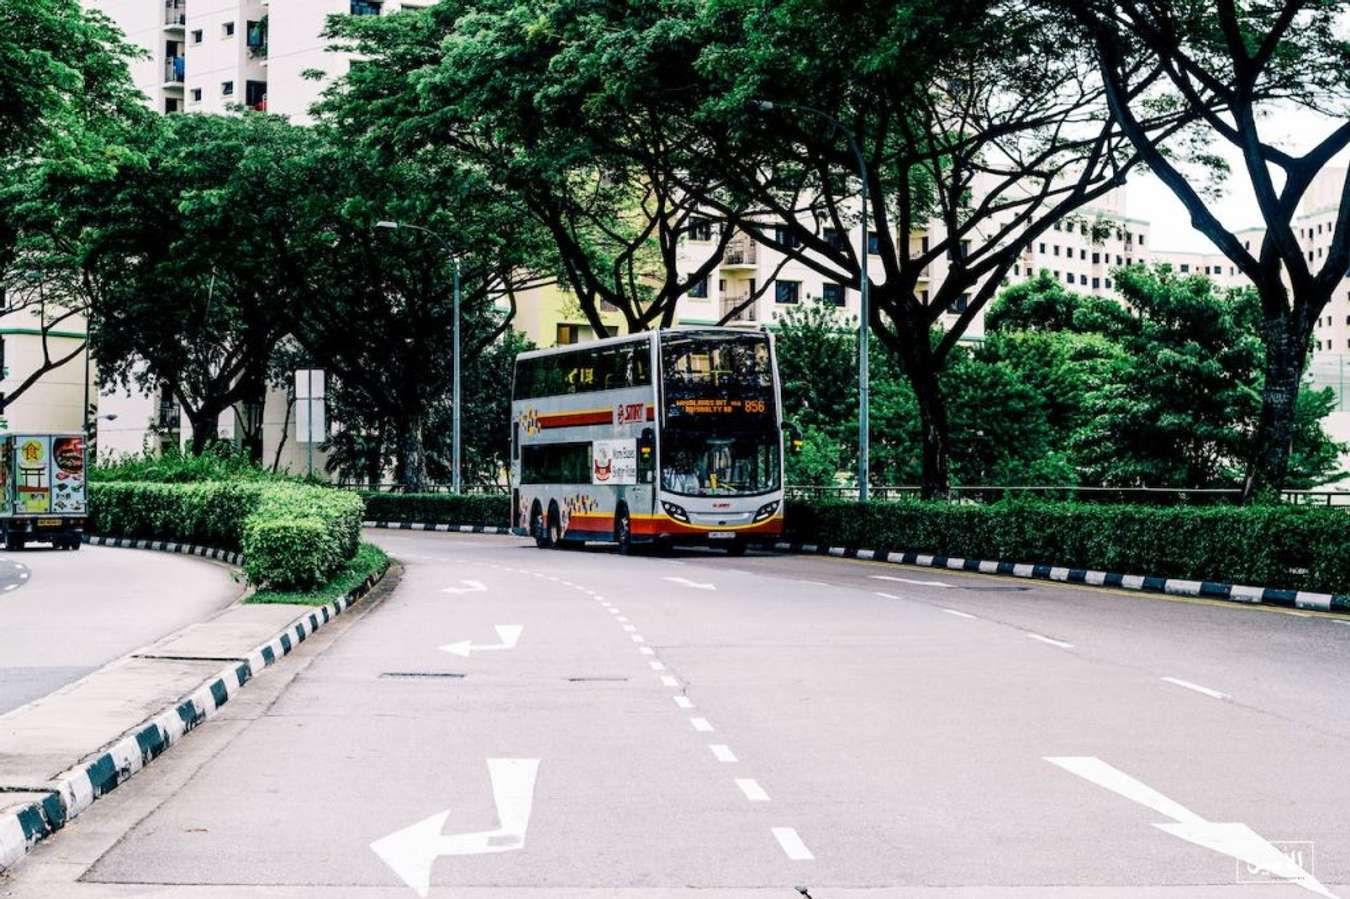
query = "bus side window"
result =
(637, 428, 655, 484)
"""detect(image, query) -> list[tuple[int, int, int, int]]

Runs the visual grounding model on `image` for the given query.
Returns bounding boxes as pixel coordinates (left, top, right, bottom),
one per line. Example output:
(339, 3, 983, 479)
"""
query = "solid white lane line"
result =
(649, 660, 666, 670)
(709, 744, 737, 763)
(736, 778, 770, 802)
(874, 591, 900, 600)
(639, 647, 655, 655)
(663, 576, 716, 591)
(690, 717, 714, 732)
(1027, 633, 1074, 649)
(673, 695, 694, 709)
(871, 574, 953, 588)
(772, 827, 814, 860)
(1161, 677, 1228, 700)
(660, 675, 679, 687)
(943, 608, 976, 619)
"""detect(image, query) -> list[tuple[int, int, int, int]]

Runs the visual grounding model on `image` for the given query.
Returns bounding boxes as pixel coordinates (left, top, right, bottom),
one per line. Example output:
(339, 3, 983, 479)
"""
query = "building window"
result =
(1053, 221, 1061, 231)
(556, 324, 580, 345)
(165, 97, 181, 114)
(773, 225, 800, 249)
(1138, 234, 1145, 245)
(1105, 278, 1113, 288)
(1013, 264, 1020, 276)
(823, 228, 846, 252)
(351, 0, 383, 14)
(1115, 255, 1123, 265)
(1092, 252, 1100, 264)
(1179, 263, 1190, 273)
(1066, 273, 1075, 284)
(1052, 245, 1060, 256)
(688, 277, 708, 299)
(1054, 270, 1061, 280)
(221, 80, 234, 96)
(774, 280, 800, 304)
(688, 218, 712, 241)
(191, 29, 203, 43)
(1092, 277, 1100, 289)
(822, 283, 845, 306)
(190, 88, 202, 103)
(948, 294, 969, 314)
(245, 79, 267, 109)
(222, 21, 235, 37)
(958, 239, 971, 260)
(867, 231, 882, 254)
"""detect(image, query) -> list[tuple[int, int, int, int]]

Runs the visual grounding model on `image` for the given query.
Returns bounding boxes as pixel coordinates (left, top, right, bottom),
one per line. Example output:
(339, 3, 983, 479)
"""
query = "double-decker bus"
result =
(509, 328, 787, 554)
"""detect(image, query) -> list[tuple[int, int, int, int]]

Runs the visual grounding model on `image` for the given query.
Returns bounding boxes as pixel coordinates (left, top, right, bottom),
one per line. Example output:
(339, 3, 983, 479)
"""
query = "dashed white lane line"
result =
(871, 574, 953, 588)
(736, 778, 770, 802)
(772, 827, 814, 860)
(690, 717, 714, 732)
(660, 675, 679, 688)
(874, 591, 900, 600)
(609, 609, 621, 615)
(709, 744, 737, 763)
(623, 624, 637, 632)
(649, 660, 665, 670)
(639, 647, 655, 655)
(617, 616, 629, 622)
(631, 634, 646, 643)
(1161, 676, 1228, 700)
(943, 608, 976, 619)
(673, 695, 694, 709)
(1027, 633, 1074, 649)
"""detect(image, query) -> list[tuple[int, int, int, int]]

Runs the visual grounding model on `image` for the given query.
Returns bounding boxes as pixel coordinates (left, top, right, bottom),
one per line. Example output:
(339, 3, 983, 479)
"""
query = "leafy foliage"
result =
(249, 542, 389, 607)
(785, 498, 1350, 595)
(361, 492, 510, 526)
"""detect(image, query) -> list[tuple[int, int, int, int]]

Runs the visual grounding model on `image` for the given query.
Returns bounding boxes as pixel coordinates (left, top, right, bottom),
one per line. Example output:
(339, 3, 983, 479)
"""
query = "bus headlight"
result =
(753, 501, 780, 522)
(661, 501, 689, 522)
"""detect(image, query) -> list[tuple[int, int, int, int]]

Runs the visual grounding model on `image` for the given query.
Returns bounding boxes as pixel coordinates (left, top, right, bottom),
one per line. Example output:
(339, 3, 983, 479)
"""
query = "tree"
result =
(1065, 0, 1350, 498)
(81, 114, 312, 455)
(317, 1, 729, 339)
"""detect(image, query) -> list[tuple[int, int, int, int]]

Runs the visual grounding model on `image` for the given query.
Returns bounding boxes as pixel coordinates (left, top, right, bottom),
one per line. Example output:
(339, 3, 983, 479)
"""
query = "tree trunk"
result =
(1243, 312, 1308, 502)
(394, 414, 428, 493)
(911, 364, 952, 501)
(186, 407, 221, 455)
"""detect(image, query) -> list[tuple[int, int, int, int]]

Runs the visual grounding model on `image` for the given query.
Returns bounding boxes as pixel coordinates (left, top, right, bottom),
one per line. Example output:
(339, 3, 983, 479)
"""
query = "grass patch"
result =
(247, 542, 389, 606)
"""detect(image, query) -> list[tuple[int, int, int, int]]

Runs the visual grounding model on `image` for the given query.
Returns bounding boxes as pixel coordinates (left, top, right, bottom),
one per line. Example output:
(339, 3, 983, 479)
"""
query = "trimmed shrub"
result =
(361, 492, 510, 527)
(784, 499, 1350, 595)
(90, 480, 363, 590)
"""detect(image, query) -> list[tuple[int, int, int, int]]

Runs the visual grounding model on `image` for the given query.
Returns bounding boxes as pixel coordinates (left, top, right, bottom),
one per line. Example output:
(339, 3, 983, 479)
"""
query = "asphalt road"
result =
(0, 545, 243, 715)
(4, 530, 1349, 898)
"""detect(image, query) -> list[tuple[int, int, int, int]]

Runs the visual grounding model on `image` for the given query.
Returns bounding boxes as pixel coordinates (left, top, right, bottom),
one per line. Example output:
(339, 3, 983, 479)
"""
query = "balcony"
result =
(246, 19, 267, 59)
(720, 293, 759, 324)
(164, 0, 186, 27)
(720, 235, 757, 268)
(164, 56, 185, 84)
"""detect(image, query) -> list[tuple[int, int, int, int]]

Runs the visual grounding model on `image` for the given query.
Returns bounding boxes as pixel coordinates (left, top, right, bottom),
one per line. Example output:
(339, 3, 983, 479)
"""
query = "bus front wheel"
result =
(614, 505, 633, 556)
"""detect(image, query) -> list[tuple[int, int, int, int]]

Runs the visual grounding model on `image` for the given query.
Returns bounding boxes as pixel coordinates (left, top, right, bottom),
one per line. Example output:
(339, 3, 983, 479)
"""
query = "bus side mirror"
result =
(637, 427, 655, 483)
(783, 422, 803, 455)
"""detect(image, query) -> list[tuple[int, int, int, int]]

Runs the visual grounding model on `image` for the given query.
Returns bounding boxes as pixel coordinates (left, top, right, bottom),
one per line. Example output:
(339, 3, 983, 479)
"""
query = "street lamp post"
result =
(753, 101, 870, 501)
(375, 220, 463, 494)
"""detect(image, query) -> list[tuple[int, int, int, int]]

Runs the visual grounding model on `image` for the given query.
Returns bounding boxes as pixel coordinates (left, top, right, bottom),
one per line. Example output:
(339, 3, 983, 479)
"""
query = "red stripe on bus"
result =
(538, 410, 612, 428)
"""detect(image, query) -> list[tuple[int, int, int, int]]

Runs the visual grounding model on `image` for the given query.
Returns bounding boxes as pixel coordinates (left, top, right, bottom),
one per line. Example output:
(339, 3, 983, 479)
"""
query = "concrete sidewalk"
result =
(0, 563, 385, 872)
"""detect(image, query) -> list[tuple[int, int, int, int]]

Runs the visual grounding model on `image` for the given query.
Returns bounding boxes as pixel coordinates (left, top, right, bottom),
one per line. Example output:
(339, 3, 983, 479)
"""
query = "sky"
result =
(1126, 106, 1349, 253)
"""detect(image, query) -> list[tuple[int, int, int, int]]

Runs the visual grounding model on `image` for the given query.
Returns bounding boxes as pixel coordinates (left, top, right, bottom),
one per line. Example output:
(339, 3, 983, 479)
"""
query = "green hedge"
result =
(90, 481, 363, 591)
(784, 499, 1350, 595)
(361, 492, 511, 527)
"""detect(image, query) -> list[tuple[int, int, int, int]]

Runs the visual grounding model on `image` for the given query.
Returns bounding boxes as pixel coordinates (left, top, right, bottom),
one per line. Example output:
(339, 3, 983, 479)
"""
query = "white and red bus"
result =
(509, 328, 787, 553)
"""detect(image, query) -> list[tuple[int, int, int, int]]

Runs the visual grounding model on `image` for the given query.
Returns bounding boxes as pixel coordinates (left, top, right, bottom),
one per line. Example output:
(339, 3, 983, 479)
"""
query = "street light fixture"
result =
(374, 220, 464, 494)
(751, 101, 871, 501)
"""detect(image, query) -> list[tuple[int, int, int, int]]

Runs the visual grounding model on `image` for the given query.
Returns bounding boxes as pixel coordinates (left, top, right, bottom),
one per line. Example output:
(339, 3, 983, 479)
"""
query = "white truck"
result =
(0, 433, 87, 550)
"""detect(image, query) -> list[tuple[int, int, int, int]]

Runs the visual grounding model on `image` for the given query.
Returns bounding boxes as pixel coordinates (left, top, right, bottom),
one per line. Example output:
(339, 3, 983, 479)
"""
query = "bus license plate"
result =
(708, 531, 736, 540)
(37, 518, 62, 528)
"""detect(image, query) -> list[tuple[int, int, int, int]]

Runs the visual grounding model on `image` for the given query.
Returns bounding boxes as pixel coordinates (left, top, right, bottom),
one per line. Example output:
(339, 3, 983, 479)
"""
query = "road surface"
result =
(0, 545, 243, 715)
(4, 529, 1348, 898)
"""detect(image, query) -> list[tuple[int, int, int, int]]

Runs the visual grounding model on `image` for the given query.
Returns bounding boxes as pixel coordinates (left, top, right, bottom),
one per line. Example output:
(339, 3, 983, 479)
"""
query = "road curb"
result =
(363, 519, 512, 535)
(82, 533, 244, 566)
(773, 541, 1350, 613)
(0, 550, 388, 873)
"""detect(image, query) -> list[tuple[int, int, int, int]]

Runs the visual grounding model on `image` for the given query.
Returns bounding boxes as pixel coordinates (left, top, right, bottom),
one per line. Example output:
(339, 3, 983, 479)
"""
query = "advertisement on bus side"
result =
(591, 439, 637, 485)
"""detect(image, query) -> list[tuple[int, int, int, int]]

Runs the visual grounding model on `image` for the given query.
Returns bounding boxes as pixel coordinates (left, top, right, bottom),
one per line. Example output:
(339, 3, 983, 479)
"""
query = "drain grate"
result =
(960, 585, 1031, 592)
(565, 676, 629, 683)
(380, 672, 466, 679)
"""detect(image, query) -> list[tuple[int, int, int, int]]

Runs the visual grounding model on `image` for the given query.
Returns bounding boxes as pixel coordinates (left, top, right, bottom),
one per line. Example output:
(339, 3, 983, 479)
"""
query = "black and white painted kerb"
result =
(364, 520, 512, 535)
(0, 555, 387, 872)
(773, 542, 1350, 614)
(82, 533, 244, 567)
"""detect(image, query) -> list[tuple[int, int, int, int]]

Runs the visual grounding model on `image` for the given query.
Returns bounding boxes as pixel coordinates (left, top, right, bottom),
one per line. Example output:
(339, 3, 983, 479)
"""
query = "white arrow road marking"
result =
(438, 625, 523, 658)
(370, 758, 540, 898)
(663, 576, 716, 590)
(441, 579, 487, 595)
(1046, 756, 1335, 899)
(870, 574, 952, 588)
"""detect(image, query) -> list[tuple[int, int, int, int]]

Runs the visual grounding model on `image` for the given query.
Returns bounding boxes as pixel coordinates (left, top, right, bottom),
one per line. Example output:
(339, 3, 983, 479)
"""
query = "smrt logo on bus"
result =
(616, 402, 646, 424)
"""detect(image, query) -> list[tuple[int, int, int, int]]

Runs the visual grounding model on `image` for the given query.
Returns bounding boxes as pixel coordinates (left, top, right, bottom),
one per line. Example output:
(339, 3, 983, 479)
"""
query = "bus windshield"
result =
(659, 332, 780, 497)
(660, 429, 780, 496)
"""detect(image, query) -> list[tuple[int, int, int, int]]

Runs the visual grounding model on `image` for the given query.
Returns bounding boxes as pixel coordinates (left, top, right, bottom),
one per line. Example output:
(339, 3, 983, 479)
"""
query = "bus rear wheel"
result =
(547, 501, 563, 549)
(531, 502, 550, 549)
(614, 506, 633, 555)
